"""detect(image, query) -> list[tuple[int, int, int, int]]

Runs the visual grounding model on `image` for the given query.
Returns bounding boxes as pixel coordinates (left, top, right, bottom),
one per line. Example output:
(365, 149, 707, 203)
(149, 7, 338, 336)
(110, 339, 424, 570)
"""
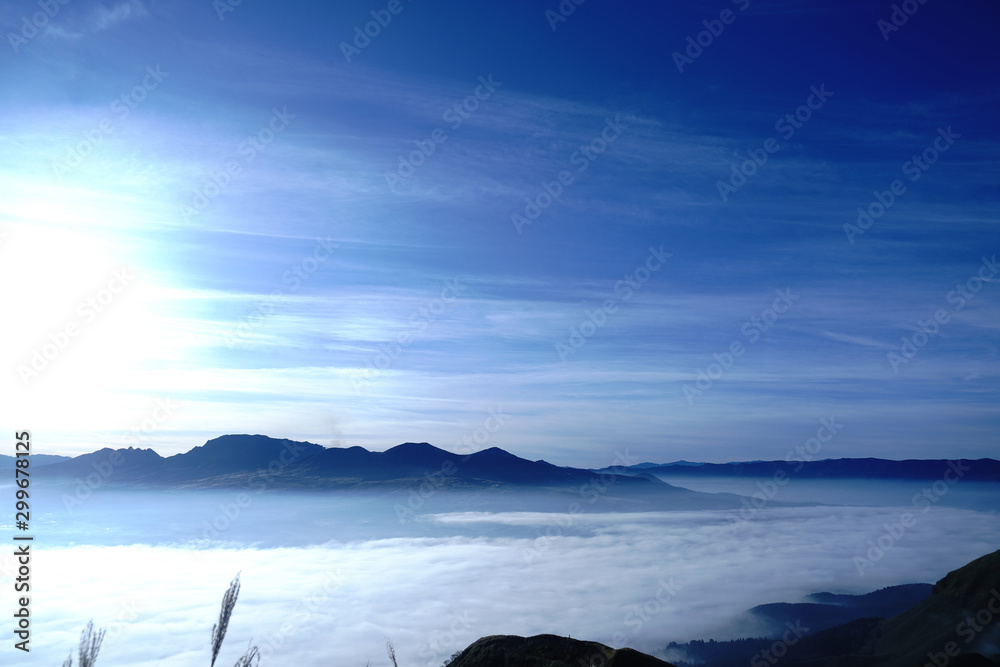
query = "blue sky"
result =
(1, 0, 997, 465)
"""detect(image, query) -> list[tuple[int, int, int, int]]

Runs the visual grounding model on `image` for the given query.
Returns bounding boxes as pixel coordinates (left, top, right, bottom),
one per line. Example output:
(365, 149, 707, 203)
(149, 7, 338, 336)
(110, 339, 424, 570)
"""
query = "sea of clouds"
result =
(1, 482, 998, 667)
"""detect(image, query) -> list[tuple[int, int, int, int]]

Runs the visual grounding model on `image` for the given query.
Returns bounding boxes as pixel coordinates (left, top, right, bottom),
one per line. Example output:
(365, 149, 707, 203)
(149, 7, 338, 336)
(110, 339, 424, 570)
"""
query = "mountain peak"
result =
(380, 442, 454, 468)
(159, 434, 325, 477)
(470, 446, 518, 459)
(202, 433, 310, 448)
(194, 434, 322, 454)
(79, 446, 163, 460)
(384, 442, 447, 454)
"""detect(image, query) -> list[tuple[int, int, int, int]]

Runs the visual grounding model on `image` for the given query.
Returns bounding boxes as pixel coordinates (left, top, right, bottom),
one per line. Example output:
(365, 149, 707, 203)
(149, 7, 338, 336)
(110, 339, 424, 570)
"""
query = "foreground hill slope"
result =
(873, 549, 1000, 666)
(783, 549, 1000, 666)
(450, 634, 677, 667)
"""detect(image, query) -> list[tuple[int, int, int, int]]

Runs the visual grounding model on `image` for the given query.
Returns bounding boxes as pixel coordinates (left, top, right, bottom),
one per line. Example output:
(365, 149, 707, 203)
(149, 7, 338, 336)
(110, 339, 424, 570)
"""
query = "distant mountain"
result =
(665, 584, 933, 666)
(803, 584, 935, 609)
(0, 453, 71, 469)
(667, 550, 1000, 667)
(39, 434, 644, 488)
(745, 584, 934, 637)
(450, 634, 677, 667)
(602, 458, 1000, 481)
(34, 435, 756, 511)
(38, 446, 165, 479)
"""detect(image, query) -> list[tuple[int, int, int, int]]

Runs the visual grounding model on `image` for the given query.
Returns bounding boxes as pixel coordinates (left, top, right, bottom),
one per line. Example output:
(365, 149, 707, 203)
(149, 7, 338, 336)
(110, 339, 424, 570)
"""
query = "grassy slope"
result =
(873, 549, 1000, 666)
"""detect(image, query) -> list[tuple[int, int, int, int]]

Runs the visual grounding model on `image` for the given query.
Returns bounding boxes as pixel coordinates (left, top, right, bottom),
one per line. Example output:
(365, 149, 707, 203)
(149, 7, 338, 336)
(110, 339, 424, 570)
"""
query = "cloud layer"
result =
(4, 483, 999, 666)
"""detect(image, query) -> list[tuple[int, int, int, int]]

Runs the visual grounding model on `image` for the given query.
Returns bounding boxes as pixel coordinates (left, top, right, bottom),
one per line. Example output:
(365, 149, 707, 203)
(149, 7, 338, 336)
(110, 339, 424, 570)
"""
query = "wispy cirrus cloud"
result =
(1, 0, 997, 464)
(41, 0, 148, 40)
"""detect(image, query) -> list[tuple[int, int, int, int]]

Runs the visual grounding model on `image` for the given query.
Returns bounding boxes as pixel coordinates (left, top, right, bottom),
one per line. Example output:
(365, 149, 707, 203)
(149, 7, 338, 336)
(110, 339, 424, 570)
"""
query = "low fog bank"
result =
(7, 478, 805, 548)
(1, 497, 998, 666)
(7, 474, 996, 549)
(4, 483, 728, 548)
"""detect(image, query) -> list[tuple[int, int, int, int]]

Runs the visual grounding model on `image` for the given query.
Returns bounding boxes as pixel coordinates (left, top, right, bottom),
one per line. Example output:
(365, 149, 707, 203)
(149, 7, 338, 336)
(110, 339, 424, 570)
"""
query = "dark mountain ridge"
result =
(603, 457, 1000, 481)
(34, 434, 681, 496)
(745, 583, 934, 637)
